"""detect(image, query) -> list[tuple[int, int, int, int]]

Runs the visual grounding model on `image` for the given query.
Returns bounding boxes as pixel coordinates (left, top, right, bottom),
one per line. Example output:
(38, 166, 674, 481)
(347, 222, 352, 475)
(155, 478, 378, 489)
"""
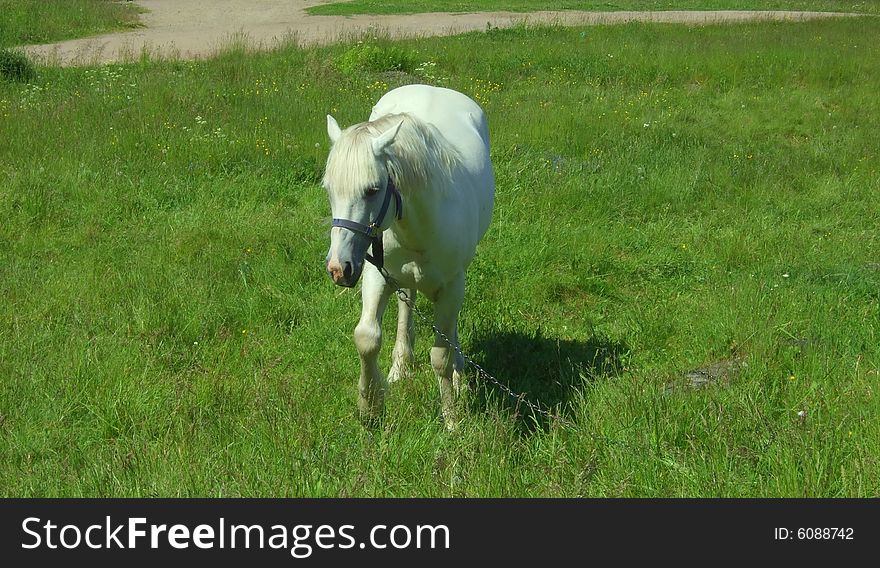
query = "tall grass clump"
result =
(0, 48, 36, 82)
(336, 41, 419, 75)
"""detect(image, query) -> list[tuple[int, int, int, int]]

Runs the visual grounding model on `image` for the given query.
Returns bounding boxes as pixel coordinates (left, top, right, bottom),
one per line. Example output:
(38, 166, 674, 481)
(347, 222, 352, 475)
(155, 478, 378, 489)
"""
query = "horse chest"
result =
(386, 247, 447, 300)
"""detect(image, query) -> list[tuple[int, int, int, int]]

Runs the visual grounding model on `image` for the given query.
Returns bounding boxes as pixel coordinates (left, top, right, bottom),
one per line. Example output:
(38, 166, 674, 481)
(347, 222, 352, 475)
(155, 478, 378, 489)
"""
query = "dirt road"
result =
(22, 1, 859, 66)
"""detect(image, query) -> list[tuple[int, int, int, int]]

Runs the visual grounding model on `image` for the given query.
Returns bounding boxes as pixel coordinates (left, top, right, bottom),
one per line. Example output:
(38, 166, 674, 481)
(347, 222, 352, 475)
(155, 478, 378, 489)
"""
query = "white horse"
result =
(323, 84, 495, 428)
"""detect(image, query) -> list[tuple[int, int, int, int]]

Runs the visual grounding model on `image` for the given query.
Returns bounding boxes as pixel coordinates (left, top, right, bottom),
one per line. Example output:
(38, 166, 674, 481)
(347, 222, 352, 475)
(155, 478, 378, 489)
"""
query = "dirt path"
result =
(22, 1, 860, 66)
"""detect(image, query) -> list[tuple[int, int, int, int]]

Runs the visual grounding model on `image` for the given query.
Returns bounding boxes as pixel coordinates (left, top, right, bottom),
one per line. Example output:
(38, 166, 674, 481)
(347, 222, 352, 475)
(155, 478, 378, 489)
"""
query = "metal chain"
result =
(376, 265, 570, 425)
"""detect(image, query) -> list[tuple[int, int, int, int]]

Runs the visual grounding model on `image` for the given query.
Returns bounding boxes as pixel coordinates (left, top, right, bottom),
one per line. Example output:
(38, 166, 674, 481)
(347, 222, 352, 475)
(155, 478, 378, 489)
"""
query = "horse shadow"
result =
(464, 328, 628, 432)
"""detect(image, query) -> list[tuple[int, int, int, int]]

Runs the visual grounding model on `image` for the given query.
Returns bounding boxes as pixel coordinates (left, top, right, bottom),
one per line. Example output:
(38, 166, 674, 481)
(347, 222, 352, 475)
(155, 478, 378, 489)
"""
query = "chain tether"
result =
(375, 265, 570, 425)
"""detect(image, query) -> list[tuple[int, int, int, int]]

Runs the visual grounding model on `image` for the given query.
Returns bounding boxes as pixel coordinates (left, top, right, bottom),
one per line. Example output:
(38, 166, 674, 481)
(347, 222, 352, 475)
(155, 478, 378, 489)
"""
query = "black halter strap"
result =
(331, 176, 402, 269)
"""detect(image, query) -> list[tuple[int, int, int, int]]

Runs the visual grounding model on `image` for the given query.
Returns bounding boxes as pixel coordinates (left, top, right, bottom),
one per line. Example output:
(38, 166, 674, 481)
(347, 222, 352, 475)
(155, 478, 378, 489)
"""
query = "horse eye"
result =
(364, 187, 380, 197)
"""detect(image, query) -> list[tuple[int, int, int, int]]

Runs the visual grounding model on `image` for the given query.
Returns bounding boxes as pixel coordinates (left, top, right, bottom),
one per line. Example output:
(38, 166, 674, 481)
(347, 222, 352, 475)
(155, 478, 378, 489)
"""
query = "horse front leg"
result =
(354, 265, 392, 424)
(431, 273, 465, 431)
(388, 287, 416, 384)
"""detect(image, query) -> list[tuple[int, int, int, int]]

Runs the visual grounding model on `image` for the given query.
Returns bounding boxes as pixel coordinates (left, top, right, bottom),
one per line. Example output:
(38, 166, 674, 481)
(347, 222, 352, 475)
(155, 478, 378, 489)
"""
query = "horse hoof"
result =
(359, 412, 383, 430)
(442, 408, 461, 432)
(387, 361, 412, 384)
(358, 391, 385, 427)
(358, 402, 384, 423)
(452, 370, 471, 396)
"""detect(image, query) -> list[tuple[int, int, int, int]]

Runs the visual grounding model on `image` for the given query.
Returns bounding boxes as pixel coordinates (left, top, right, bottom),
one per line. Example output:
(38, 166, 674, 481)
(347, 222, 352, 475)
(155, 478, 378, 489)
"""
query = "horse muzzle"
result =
(326, 258, 363, 288)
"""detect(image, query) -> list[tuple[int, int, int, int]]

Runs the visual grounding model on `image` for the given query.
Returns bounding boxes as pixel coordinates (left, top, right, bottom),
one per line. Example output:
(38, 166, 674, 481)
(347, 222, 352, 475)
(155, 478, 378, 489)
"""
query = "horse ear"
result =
(371, 119, 404, 157)
(327, 115, 342, 144)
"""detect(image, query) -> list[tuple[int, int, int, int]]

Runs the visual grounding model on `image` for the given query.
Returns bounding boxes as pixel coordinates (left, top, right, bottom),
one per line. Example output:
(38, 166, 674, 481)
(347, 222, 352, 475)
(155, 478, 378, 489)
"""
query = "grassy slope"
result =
(0, 0, 143, 48)
(307, 0, 880, 15)
(1, 18, 878, 496)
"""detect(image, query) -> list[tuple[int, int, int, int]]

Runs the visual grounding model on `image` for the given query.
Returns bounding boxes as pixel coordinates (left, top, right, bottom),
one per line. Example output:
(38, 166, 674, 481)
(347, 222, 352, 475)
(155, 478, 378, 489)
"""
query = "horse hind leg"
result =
(430, 274, 465, 431)
(354, 266, 392, 425)
(451, 327, 467, 396)
(388, 288, 416, 384)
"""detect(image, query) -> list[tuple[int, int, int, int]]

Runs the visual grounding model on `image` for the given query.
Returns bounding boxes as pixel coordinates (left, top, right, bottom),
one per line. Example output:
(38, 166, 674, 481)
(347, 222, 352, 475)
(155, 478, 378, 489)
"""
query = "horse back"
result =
(373, 85, 495, 250)
(371, 85, 489, 154)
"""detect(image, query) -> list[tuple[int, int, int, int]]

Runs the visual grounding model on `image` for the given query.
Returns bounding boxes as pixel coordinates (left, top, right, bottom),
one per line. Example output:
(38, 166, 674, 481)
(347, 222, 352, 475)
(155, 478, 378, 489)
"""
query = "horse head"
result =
(322, 115, 404, 287)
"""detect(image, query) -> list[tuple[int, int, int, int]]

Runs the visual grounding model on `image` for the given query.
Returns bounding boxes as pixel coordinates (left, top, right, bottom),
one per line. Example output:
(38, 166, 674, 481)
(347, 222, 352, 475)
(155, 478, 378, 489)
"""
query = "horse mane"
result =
(323, 112, 460, 197)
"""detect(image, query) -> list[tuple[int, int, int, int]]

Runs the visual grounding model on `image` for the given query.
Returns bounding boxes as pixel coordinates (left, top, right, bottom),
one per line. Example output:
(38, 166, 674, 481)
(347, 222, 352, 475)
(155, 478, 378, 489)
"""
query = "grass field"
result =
(307, 0, 880, 15)
(1, 15, 879, 496)
(0, 0, 143, 48)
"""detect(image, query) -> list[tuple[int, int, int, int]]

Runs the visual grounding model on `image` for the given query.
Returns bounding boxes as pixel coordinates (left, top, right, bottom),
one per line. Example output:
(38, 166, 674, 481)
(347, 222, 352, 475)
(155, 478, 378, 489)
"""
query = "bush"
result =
(0, 48, 36, 82)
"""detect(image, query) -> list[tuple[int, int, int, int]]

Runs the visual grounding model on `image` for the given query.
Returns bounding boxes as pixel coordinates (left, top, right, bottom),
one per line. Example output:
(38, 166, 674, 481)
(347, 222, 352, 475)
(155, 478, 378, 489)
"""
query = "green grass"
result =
(0, 0, 143, 48)
(307, 0, 880, 15)
(1, 17, 879, 496)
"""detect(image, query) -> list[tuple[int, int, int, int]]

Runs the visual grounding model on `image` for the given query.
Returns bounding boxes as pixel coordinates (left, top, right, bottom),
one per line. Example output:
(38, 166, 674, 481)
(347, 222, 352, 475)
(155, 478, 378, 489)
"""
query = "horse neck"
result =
(384, 118, 459, 247)
(387, 167, 457, 254)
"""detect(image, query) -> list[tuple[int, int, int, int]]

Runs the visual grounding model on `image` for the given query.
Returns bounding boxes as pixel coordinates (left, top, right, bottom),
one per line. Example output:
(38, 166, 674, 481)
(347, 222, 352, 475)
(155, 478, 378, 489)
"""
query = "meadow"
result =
(1, 13, 879, 496)
(307, 0, 880, 15)
(0, 0, 143, 48)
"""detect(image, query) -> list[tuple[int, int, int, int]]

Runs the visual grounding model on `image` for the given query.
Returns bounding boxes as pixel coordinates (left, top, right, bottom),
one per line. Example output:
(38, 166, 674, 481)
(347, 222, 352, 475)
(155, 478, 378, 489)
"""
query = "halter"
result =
(331, 175, 402, 269)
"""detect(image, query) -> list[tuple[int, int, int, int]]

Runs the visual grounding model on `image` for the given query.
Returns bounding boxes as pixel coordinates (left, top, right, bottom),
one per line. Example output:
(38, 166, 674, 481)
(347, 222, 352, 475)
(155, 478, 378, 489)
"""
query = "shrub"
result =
(0, 48, 36, 82)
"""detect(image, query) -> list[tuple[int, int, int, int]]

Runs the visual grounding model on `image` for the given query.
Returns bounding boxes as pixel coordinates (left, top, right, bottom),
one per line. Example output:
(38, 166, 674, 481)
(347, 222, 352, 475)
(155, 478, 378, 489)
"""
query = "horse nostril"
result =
(343, 262, 353, 280)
